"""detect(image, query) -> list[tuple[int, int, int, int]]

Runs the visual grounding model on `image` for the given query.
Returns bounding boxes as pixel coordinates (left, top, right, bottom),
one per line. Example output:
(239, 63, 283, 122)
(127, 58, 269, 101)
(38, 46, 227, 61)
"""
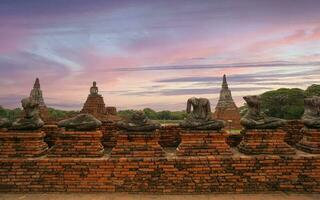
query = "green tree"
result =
(260, 88, 305, 119)
(305, 84, 320, 97)
(143, 108, 158, 120)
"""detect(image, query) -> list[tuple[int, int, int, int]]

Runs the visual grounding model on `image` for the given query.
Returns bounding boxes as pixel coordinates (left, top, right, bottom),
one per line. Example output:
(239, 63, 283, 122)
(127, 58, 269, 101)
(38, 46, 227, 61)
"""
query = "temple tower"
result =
(213, 75, 241, 129)
(29, 78, 49, 121)
(81, 81, 120, 122)
(81, 81, 106, 118)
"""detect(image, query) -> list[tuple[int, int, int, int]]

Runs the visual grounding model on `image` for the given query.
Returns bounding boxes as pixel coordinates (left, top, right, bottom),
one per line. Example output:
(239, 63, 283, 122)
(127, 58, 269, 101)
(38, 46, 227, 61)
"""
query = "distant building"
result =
(213, 75, 241, 129)
(29, 78, 49, 122)
(81, 81, 120, 122)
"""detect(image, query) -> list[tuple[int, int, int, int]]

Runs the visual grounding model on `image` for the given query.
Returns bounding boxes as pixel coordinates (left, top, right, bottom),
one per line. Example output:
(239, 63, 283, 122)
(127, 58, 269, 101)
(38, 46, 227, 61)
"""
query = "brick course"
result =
(48, 130, 104, 157)
(0, 131, 48, 158)
(238, 129, 296, 155)
(177, 130, 232, 156)
(0, 154, 319, 193)
(111, 130, 165, 158)
(297, 129, 320, 154)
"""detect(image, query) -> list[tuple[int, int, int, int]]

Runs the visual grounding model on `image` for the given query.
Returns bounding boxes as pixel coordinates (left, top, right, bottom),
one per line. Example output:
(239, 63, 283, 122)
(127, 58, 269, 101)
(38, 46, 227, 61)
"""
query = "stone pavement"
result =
(0, 192, 319, 200)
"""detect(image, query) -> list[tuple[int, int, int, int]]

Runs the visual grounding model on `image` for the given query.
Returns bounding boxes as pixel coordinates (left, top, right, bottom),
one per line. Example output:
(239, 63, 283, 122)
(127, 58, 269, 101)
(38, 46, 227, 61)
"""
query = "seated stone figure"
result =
(0, 117, 11, 128)
(240, 95, 287, 129)
(302, 96, 320, 129)
(58, 113, 102, 131)
(117, 110, 160, 131)
(180, 97, 225, 130)
(11, 97, 44, 130)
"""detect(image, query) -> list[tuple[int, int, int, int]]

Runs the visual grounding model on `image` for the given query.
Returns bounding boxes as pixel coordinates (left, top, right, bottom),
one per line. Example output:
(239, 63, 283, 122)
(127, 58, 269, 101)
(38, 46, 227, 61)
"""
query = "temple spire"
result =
(30, 78, 45, 106)
(34, 78, 40, 89)
(29, 77, 49, 121)
(222, 74, 228, 89)
(213, 74, 241, 129)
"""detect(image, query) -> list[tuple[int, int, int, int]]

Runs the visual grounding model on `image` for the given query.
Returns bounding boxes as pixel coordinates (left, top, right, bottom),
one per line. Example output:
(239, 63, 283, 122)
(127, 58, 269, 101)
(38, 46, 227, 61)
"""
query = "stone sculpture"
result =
(11, 97, 44, 130)
(0, 117, 11, 128)
(58, 113, 102, 131)
(90, 81, 99, 96)
(301, 96, 320, 129)
(240, 95, 287, 129)
(180, 97, 225, 130)
(116, 110, 160, 131)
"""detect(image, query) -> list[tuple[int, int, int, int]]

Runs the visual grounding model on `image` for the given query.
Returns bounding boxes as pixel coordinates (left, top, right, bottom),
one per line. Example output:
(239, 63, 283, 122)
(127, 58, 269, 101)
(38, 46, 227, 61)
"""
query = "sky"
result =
(0, 0, 320, 111)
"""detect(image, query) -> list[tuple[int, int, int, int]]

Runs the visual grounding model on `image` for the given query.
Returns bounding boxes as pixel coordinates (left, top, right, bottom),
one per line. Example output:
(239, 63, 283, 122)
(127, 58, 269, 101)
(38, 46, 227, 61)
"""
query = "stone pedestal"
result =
(48, 130, 104, 157)
(177, 130, 232, 156)
(111, 130, 165, 158)
(0, 131, 48, 158)
(297, 129, 320, 154)
(238, 129, 296, 155)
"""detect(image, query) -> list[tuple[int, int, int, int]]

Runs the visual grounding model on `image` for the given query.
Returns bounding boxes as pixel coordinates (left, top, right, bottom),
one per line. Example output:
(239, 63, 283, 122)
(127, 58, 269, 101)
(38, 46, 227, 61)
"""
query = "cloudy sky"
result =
(0, 0, 319, 111)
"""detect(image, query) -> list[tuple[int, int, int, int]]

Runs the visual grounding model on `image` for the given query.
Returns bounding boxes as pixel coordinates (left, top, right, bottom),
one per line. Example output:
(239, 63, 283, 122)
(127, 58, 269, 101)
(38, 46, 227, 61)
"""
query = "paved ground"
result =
(0, 193, 319, 200)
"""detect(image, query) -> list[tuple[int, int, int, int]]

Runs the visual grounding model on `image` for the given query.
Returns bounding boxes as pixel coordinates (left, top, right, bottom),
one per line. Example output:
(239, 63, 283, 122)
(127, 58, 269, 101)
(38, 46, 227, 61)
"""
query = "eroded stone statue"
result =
(180, 97, 225, 130)
(11, 97, 44, 130)
(117, 110, 160, 131)
(90, 81, 99, 96)
(240, 95, 287, 129)
(58, 113, 102, 131)
(302, 96, 320, 129)
(0, 117, 11, 129)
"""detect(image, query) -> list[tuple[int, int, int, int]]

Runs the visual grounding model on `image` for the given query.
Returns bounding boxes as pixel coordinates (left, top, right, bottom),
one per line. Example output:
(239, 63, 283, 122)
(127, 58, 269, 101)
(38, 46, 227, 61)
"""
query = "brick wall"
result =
(0, 154, 319, 193)
(1, 126, 320, 193)
(101, 124, 182, 149)
(283, 120, 304, 146)
(158, 125, 181, 148)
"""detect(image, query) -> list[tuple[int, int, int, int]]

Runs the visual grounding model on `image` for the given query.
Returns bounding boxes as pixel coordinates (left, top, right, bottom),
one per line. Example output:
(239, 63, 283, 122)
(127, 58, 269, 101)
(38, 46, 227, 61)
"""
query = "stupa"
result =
(81, 81, 120, 122)
(213, 74, 241, 129)
(29, 78, 49, 122)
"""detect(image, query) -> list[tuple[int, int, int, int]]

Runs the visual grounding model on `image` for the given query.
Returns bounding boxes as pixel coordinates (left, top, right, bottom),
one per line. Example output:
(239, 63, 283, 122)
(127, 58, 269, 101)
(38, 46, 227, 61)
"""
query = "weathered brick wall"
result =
(158, 125, 181, 148)
(42, 125, 60, 148)
(101, 124, 182, 149)
(283, 120, 304, 146)
(1, 127, 320, 193)
(101, 122, 119, 148)
(0, 155, 319, 193)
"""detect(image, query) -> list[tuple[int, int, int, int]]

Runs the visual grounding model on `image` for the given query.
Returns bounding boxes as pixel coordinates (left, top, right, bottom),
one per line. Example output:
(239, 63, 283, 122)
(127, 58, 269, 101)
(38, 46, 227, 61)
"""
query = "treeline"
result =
(118, 108, 187, 120)
(0, 106, 78, 121)
(0, 107, 22, 121)
(240, 84, 320, 120)
(47, 108, 79, 120)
